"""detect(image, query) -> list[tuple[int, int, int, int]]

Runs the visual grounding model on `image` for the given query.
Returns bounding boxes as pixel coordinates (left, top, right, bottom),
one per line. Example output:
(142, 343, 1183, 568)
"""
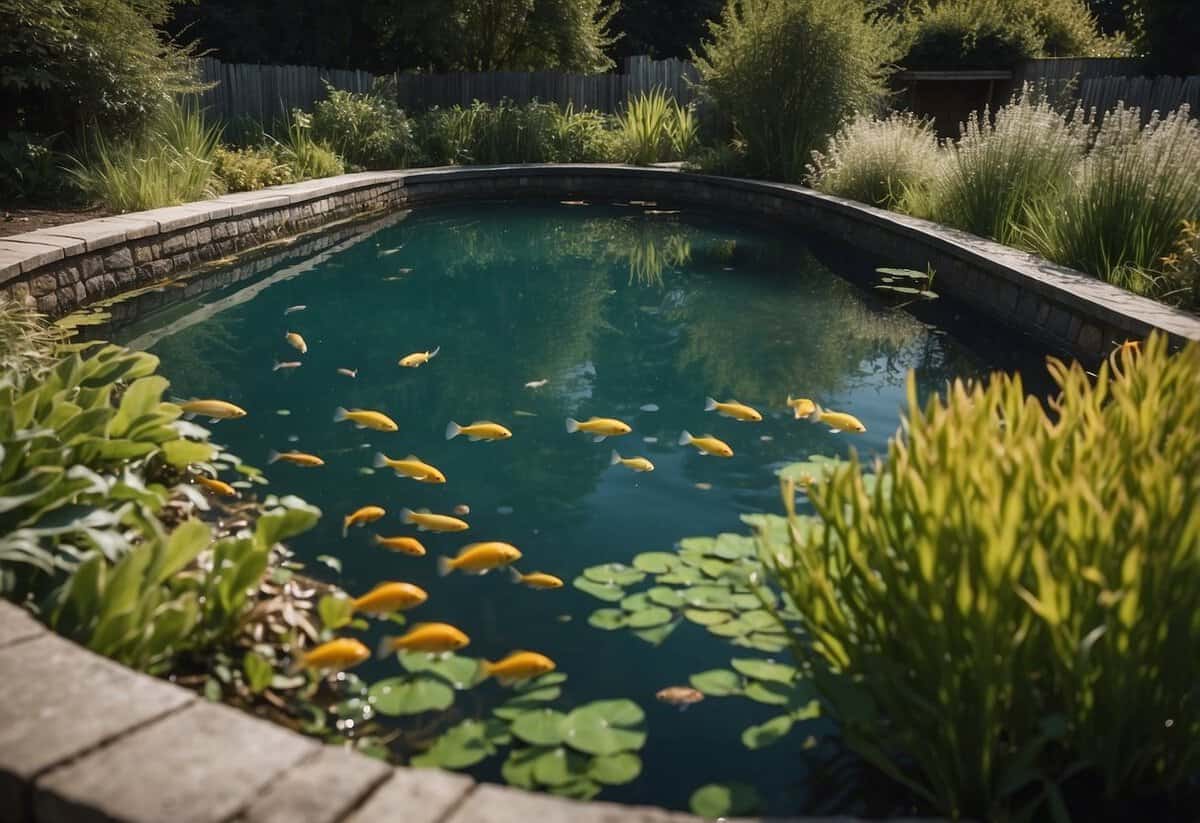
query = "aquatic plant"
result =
(765, 334, 1200, 819)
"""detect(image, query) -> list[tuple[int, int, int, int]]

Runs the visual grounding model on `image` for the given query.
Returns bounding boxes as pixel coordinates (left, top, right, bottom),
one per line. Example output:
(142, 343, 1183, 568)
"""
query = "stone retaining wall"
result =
(2, 165, 1197, 365)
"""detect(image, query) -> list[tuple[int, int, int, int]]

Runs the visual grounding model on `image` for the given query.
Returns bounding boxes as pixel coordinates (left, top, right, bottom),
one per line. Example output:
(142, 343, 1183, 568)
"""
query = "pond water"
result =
(116, 201, 1048, 815)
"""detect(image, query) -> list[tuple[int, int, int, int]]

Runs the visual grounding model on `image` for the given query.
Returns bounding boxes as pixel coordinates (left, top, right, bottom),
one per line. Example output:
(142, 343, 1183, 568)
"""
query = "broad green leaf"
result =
(741, 715, 793, 750)
(632, 618, 680, 646)
(399, 652, 482, 689)
(689, 669, 743, 696)
(573, 576, 625, 602)
(646, 586, 685, 609)
(150, 518, 211, 586)
(510, 708, 567, 746)
(684, 609, 731, 626)
(744, 680, 793, 706)
(731, 658, 797, 684)
(531, 746, 590, 787)
(108, 376, 168, 438)
(689, 782, 764, 818)
(588, 608, 627, 630)
(162, 439, 214, 468)
(588, 751, 642, 785)
(410, 719, 494, 769)
(561, 700, 645, 756)
(626, 606, 673, 629)
(632, 552, 679, 573)
(318, 594, 355, 630)
(243, 651, 275, 694)
(369, 675, 455, 716)
(582, 563, 645, 586)
(254, 498, 320, 549)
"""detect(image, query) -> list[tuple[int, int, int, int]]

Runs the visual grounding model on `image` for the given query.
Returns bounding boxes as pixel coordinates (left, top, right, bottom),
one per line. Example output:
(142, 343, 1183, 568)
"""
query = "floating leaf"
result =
(632, 619, 680, 646)
(741, 715, 794, 750)
(510, 708, 567, 746)
(493, 688, 563, 720)
(684, 609, 732, 626)
(744, 680, 793, 706)
(626, 606, 673, 629)
(700, 559, 735, 579)
(561, 700, 646, 756)
(689, 669, 743, 696)
(633, 552, 679, 573)
(588, 608, 628, 630)
(712, 533, 755, 559)
(646, 586, 684, 609)
(707, 619, 752, 637)
(531, 746, 590, 787)
(733, 591, 774, 611)
(740, 633, 790, 653)
(501, 748, 541, 789)
(399, 652, 481, 689)
(369, 674, 455, 716)
(682, 585, 735, 610)
(573, 576, 625, 602)
(547, 778, 601, 801)
(678, 537, 715, 552)
(689, 782, 764, 818)
(410, 719, 494, 769)
(516, 672, 567, 691)
(620, 592, 651, 612)
(658, 567, 705, 585)
(588, 751, 642, 785)
(582, 563, 645, 586)
(731, 659, 798, 684)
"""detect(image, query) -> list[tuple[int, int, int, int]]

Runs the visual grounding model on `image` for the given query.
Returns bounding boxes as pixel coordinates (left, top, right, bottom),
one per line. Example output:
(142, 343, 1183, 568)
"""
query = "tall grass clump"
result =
(920, 91, 1085, 245)
(416, 100, 620, 164)
(694, 0, 901, 182)
(1024, 105, 1200, 298)
(0, 299, 62, 379)
(311, 79, 421, 170)
(614, 89, 699, 165)
(70, 98, 222, 212)
(807, 112, 941, 209)
(549, 104, 620, 162)
(766, 334, 1200, 819)
(272, 110, 345, 181)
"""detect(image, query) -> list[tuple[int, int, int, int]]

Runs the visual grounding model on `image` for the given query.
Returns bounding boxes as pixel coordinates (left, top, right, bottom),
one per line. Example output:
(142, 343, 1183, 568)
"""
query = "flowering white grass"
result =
(806, 112, 941, 210)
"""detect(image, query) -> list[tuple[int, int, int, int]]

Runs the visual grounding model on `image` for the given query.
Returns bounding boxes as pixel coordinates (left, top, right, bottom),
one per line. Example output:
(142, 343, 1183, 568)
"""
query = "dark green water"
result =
(117, 202, 1047, 814)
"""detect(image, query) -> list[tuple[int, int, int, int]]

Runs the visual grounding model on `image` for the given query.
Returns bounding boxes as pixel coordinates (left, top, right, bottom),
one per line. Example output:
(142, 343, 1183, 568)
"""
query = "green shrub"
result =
(550, 104, 620, 162)
(807, 112, 941, 209)
(1023, 105, 1200, 299)
(765, 334, 1200, 819)
(614, 89, 699, 165)
(903, 0, 1042, 67)
(69, 98, 222, 211)
(0, 132, 74, 203)
(920, 91, 1085, 245)
(415, 100, 618, 165)
(272, 110, 345, 181)
(1162, 220, 1200, 307)
(213, 145, 293, 193)
(694, 0, 901, 182)
(311, 80, 421, 170)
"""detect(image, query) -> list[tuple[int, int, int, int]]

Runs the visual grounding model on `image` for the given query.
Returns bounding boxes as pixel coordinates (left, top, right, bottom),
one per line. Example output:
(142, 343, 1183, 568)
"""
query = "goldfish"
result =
(704, 397, 762, 422)
(403, 508, 469, 533)
(284, 305, 306, 315)
(292, 638, 370, 673)
(678, 430, 733, 457)
(268, 450, 325, 467)
(285, 332, 308, 354)
(343, 505, 385, 536)
(377, 622, 470, 657)
(478, 651, 556, 685)
(656, 686, 705, 709)
(372, 535, 427, 556)
(373, 453, 446, 483)
(610, 451, 655, 472)
(445, 421, 512, 441)
(273, 360, 302, 372)
(565, 417, 632, 442)
(786, 395, 817, 420)
(398, 346, 440, 368)
(453, 504, 471, 516)
(524, 379, 549, 388)
(808, 405, 867, 434)
(509, 569, 563, 589)
(178, 399, 247, 421)
(333, 407, 398, 432)
(337, 367, 358, 378)
(352, 582, 428, 615)
(438, 542, 522, 576)
(194, 475, 237, 497)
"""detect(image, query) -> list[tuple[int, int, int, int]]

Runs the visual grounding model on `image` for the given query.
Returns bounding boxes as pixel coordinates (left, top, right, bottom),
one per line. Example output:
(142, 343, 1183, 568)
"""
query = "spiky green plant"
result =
(272, 109, 345, 181)
(615, 89, 699, 165)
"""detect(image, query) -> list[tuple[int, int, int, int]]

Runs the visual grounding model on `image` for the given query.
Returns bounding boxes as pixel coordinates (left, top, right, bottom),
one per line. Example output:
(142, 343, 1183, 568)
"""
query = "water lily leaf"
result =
(678, 537, 715, 553)
(562, 700, 646, 755)
(626, 606, 673, 628)
(399, 652, 481, 689)
(573, 576, 625, 602)
(501, 748, 543, 789)
(547, 778, 601, 801)
(632, 618, 680, 646)
(531, 746, 590, 787)
(740, 633, 790, 653)
(620, 592, 651, 612)
(689, 782, 764, 818)
(731, 659, 797, 684)
(410, 719, 495, 769)
(689, 669, 743, 696)
(582, 563, 645, 586)
(707, 619, 751, 637)
(633, 552, 679, 573)
(739, 611, 780, 631)
(588, 751, 642, 785)
(712, 533, 755, 559)
(658, 567, 705, 585)
(588, 608, 628, 630)
(646, 586, 684, 609)
(515, 672, 567, 691)
(744, 680, 793, 706)
(700, 559, 735, 579)
(791, 699, 821, 721)
(741, 715, 794, 750)
(493, 686, 564, 720)
(733, 591, 775, 611)
(682, 585, 734, 610)
(684, 608, 731, 626)
(510, 708, 567, 746)
(369, 674, 455, 716)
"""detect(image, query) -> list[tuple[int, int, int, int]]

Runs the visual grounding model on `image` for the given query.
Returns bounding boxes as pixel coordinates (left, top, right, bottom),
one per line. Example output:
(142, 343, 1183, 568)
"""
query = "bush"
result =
(550, 104, 621, 162)
(766, 334, 1200, 819)
(311, 80, 421, 170)
(0, 132, 74, 203)
(807, 112, 941, 209)
(614, 89, 700, 165)
(273, 110, 345, 181)
(416, 100, 620, 165)
(1162, 220, 1200, 307)
(69, 98, 222, 211)
(1023, 105, 1200, 299)
(694, 0, 901, 182)
(213, 145, 293, 193)
(903, 0, 1042, 67)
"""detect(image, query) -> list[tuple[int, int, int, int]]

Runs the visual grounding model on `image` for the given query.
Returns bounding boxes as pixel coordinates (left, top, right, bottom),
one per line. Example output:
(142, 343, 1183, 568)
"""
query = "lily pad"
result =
(689, 782, 764, 818)
(399, 652, 481, 689)
(712, 533, 756, 559)
(410, 719, 494, 768)
(633, 618, 680, 646)
(626, 606, 673, 629)
(688, 669, 743, 696)
(658, 567, 705, 585)
(582, 563, 646, 586)
(684, 608, 732, 626)
(733, 591, 775, 611)
(516, 672, 567, 691)
(501, 747, 544, 789)
(589, 751, 642, 785)
(731, 658, 797, 683)
(561, 700, 646, 756)
(620, 592, 652, 612)
(588, 608, 628, 630)
(531, 746, 591, 787)
(744, 680, 793, 706)
(633, 552, 680, 573)
(646, 586, 685, 609)
(493, 687, 563, 719)
(741, 715, 794, 750)
(740, 633, 790, 653)
(573, 576, 625, 602)
(682, 585, 735, 610)
(678, 536, 715, 553)
(547, 778, 602, 801)
(510, 708, 567, 746)
(739, 610, 781, 630)
(700, 559, 735, 579)
(707, 619, 752, 637)
(369, 674, 455, 716)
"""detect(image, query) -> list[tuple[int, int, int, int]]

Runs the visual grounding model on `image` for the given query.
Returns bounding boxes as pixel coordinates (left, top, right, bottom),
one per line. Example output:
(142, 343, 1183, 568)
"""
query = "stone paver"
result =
(0, 600, 44, 647)
(5, 232, 87, 257)
(0, 239, 62, 273)
(343, 767, 475, 823)
(34, 218, 130, 252)
(237, 746, 392, 823)
(0, 632, 193, 823)
(35, 701, 316, 823)
(444, 784, 702, 823)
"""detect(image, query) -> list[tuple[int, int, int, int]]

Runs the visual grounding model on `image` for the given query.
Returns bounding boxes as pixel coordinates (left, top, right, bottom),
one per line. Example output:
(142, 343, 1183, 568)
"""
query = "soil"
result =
(0, 204, 113, 238)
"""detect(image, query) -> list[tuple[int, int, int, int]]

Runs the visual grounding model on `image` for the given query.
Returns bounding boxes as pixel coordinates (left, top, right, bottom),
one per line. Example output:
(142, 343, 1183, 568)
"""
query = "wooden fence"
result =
(196, 57, 380, 124)
(394, 56, 698, 113)
(1080, 75, 1200, 119)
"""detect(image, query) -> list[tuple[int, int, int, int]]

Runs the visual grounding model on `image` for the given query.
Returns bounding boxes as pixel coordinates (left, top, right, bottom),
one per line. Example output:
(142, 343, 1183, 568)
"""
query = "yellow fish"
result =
(194, 475, 237, 497)
(337, 367, 358, 378)
(678, 430, 733, 458)
(786, 395, 817, 420)
(373, 452, 446, 483)
(352, 582, 428, 615)
(372, 535, 427, 556)
(565, 417, 632, 442)
(292, 638, 370, 673)
(268, 450, 325, 467)
(398, 346, 440, 368)
(509, 569, 564, 589)
(479, 651, 556, 685)
(445, 421, 512, 441)
(333, 407, 398, 432)
(343, 505, 385, 536)
(438, 541, 522, 576)
(273, 360, 302, 372)
(704, 397, 762, 422)
(377, 622, 470, 657)
(178, 399, 247, 421)
(610, 450, 655, 472)
(285, 331, 308, 354)
(808, 404, 867, 433)
(403, 508, 469, 533)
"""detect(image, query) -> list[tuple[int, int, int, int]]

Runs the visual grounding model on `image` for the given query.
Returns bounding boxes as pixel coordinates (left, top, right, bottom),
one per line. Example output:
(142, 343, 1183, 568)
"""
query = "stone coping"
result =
(2, 164, 1194, 366)
(0, 600, 941, 823)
